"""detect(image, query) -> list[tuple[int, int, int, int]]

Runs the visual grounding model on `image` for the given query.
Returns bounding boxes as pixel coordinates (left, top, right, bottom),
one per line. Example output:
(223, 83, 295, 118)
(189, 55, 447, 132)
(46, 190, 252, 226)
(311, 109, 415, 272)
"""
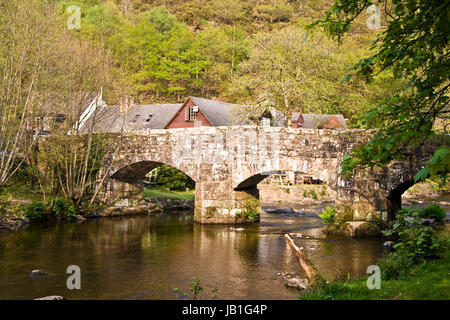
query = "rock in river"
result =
(30, 269, 47, 278)
(278, 272, 308, 290)
(262, 206, 295, 214)
(34, 296, 64, 300)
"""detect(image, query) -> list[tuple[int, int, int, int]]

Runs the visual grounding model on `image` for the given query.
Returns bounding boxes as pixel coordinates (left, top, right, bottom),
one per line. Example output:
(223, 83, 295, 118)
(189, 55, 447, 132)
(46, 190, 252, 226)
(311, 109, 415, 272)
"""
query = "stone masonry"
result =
(98, 126, 443, 224)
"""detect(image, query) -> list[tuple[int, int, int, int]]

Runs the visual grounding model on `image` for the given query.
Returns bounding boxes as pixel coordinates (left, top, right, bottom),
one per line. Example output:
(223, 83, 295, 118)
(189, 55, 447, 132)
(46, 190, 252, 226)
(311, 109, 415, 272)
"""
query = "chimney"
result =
(120, 95, 134, 113)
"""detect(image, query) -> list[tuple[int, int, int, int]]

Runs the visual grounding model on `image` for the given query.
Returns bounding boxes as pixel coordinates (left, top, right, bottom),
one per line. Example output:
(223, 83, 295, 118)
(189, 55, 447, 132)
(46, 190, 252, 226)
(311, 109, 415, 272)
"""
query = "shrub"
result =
(419, 204, 446, 221)
(310, 189, 318, 200)
(385, 206, 448, 264)
(240, 199, 260, 222)
(319, 206, 335, 224)
(50, 199, 77, 219)
(377, 252, 415, 280)
(24, 201, 46, 221)
(394, 226, 446, 263)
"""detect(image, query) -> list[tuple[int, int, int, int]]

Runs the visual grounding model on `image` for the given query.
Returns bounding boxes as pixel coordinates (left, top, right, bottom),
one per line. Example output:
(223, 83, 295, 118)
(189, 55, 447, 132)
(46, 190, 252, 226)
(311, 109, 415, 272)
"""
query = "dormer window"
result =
(185, 106, 198, 121)
(145, 114, 153, 122)
(261, 117, 270, 127)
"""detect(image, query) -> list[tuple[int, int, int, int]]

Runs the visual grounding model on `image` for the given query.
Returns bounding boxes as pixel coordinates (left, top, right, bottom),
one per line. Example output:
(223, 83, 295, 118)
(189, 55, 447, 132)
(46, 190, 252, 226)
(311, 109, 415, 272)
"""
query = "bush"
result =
(419, 204, 446, 221)
(50, 199, 77, 219)
(377, 252, 415, 280)
(385, 206, 448, 264)
(319, 206, 335, 224)
(394, 226, 446, 263)
(310, 189, 318, 199)
(238, 199, 260, 222)
(24, 201, 46, 221)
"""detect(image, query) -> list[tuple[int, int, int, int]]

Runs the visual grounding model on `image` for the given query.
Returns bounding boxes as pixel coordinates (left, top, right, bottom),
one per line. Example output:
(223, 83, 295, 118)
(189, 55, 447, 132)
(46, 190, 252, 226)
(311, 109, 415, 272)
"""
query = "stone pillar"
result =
(335, 167, 391, 222)
(194, 182, 261, 224)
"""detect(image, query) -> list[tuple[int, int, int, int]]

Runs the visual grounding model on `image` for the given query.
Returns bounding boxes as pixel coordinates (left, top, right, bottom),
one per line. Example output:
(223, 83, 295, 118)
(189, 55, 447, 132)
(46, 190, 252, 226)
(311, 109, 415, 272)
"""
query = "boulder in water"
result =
(262, 206, 294, 214)
(34, 296, 64, 300)
(30, 269, 47, 278)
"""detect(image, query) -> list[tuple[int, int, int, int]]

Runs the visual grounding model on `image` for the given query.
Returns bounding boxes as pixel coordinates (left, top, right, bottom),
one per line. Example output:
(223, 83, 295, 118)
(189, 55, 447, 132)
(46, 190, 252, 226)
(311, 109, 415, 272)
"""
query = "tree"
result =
(0, 0, 58, 187)
(309, 0, 449, 181)
(108, 6, 210, 100)
(227, 26, 395, 126)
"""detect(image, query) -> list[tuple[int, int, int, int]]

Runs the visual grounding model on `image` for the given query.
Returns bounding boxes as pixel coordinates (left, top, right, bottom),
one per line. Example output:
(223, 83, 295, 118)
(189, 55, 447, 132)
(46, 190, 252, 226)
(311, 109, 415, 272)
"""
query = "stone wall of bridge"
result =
(96, 126, 440, 224)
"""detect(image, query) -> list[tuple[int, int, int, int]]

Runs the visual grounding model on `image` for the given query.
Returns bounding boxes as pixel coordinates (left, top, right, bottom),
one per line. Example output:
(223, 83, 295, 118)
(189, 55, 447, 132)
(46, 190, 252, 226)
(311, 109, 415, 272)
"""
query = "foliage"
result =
(147, 165, 195, 191)
(239, 199, 260, 222)
(173, 276, 207, 300)
(39, 134, 110, 205)
(384, 206, 448, 264)
(415, 146, 450, 185)
(310, 189, 318, 200)
(49, 199, 77, 219)
(24, 201, 46, 221)
(393, 226, 446, 263)
(191, 277, 203, 300)
(300, 250, 450, 300)
(419, 204, 446, 222)
(310, 1, 450, 181)
(377, 252, 415, 281)
(319, 206, 336, 224)
(53, 0, 393, 124)
(24, 198, 78, 221)
(227, 26, 387, 125)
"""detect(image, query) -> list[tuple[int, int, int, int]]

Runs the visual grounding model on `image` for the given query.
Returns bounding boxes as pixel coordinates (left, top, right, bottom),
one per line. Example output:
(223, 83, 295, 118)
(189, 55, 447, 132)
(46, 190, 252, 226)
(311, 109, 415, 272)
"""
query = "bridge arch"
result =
(232, 158, 340, 191)
(110, 160, 196, 184)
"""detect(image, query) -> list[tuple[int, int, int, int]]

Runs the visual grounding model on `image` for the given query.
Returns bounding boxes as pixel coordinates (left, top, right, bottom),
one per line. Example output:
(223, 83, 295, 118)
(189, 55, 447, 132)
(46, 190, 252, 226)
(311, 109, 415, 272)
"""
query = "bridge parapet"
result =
(95, 126, 443, 223)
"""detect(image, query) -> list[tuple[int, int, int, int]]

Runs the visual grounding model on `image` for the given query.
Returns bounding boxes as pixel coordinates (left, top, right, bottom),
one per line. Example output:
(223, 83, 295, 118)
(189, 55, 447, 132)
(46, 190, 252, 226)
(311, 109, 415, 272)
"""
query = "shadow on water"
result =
(0, 204, 387, 300)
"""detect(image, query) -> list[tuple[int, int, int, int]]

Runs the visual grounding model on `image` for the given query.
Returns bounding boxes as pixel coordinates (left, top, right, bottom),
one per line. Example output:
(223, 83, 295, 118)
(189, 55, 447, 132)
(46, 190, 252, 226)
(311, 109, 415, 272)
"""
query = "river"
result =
(0, 199, 448, 300)
(0, 199, 449, 299)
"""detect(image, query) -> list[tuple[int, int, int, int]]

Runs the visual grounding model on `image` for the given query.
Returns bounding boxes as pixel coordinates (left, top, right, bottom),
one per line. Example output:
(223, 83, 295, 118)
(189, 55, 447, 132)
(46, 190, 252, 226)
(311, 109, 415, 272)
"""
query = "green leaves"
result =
(312, 0, 450, 181)
(415, 146, 450, 183)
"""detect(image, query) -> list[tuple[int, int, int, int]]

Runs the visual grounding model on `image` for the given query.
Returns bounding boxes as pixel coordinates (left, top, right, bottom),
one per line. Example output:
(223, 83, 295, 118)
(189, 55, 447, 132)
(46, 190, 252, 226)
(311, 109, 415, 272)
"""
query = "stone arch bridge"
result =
(99, 126, 439, 224)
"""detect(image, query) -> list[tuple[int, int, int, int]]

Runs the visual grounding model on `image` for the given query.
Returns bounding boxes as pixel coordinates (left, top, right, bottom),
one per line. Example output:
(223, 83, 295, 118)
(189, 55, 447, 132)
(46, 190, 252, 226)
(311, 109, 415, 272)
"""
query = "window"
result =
(261, 117, 270, 127)
(185, 106, 198, 121)
(190, 107, 197, 121)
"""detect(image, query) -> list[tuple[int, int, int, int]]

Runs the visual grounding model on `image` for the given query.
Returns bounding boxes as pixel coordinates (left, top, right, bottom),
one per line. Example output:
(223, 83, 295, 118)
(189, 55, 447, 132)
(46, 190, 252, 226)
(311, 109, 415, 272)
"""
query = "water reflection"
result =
(0, 208, 386, 300)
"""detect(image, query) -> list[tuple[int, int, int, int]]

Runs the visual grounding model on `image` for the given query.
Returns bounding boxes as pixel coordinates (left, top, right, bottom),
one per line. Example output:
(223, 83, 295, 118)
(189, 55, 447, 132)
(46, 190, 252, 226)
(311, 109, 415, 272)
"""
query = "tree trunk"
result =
(284, 234, 320, 283)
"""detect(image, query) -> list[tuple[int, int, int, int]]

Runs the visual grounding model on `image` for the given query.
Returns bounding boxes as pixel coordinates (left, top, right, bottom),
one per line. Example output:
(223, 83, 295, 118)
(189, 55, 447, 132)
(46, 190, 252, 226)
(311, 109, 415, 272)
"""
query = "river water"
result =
(1, 199, 448, 300)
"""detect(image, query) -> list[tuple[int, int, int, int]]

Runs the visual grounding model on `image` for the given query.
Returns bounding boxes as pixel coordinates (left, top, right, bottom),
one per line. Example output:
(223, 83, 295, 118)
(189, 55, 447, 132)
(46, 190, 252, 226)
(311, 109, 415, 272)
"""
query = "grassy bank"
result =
(301, 218, 450, 300)
(301, 250, 450, 300)
(143, 186, 195, 200)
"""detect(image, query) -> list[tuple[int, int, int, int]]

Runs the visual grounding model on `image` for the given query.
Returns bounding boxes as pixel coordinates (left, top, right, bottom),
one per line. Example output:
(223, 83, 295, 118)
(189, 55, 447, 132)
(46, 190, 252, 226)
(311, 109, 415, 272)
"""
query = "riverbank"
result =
(300, 220, 450, 300)
(301, 249, 450, 300)
(0, 186, 195, 231)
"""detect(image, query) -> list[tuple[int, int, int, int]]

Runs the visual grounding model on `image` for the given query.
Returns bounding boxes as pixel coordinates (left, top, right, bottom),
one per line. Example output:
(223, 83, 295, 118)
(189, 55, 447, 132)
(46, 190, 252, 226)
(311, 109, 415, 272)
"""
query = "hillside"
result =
(54, 0, 401, 126)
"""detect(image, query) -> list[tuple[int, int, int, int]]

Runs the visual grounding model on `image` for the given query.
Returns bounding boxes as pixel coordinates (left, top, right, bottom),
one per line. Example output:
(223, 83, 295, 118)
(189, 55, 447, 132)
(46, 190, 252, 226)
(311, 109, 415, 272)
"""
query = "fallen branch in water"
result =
(284, 234, 325, 286)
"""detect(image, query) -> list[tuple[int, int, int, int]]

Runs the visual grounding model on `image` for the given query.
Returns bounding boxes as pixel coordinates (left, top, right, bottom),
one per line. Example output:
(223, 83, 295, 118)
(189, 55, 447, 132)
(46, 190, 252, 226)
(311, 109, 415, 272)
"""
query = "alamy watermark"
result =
(66, 5, 81, 30)
(66, 265, 81, 290)
(366, 4, 381, 30)
(366, 265, 381, 289)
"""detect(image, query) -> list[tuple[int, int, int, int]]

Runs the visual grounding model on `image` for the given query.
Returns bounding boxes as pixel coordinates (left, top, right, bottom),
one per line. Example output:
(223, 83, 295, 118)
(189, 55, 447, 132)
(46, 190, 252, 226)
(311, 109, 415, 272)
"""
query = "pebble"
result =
(30, 269, 47, 278)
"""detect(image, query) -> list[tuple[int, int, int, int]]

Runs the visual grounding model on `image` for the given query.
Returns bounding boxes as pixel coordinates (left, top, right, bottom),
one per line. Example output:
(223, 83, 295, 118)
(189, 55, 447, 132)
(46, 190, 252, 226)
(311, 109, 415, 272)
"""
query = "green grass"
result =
(0, 184, 43, 202)
(300, 250, 450, 300)
(143, 187, 195, 200)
